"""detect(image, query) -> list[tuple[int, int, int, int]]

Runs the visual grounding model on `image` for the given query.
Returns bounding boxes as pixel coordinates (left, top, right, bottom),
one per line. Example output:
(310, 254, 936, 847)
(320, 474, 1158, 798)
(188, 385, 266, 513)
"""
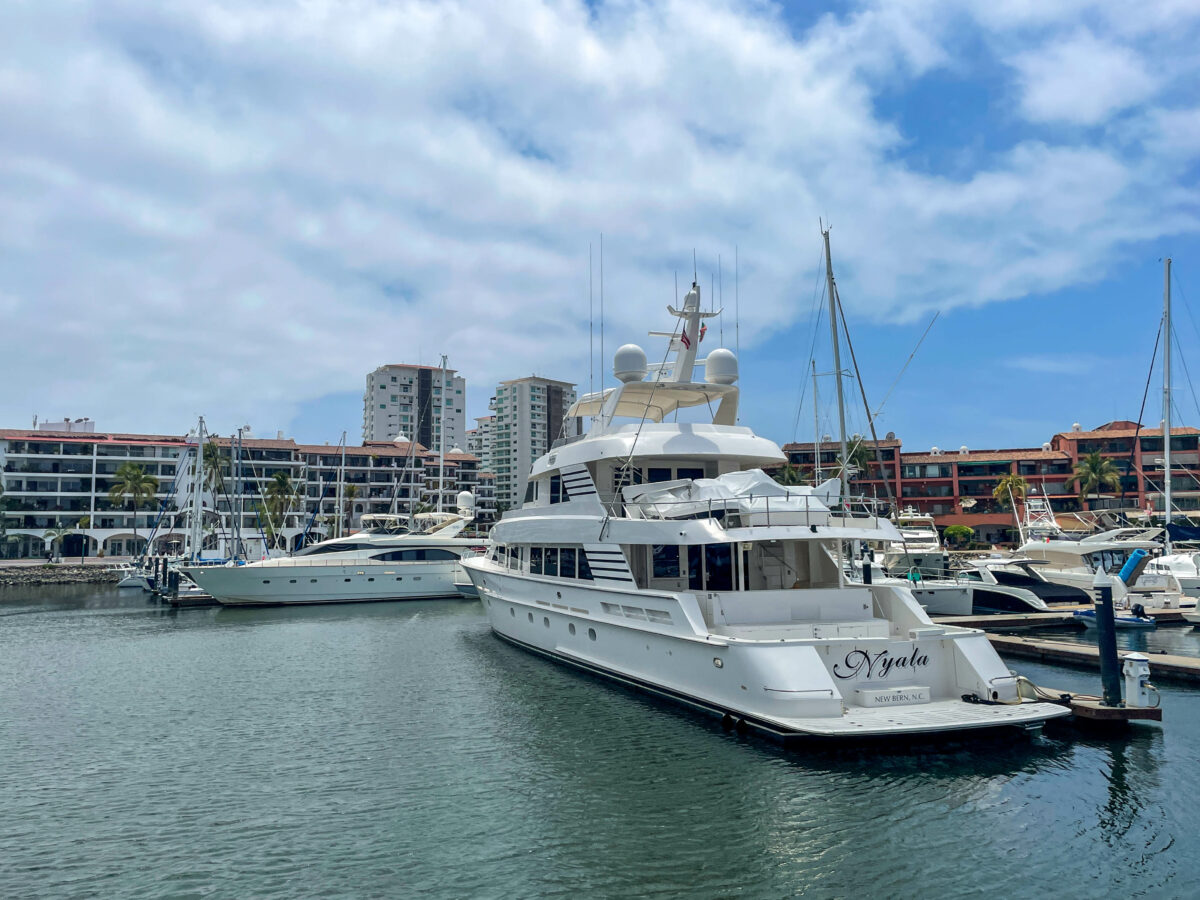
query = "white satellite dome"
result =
(456, 490, 476, 511)
(449, 446, 464, 455)
(613, 344, 648, 383)
(704, 348, 738, 385)
(393, 431, 409, 443)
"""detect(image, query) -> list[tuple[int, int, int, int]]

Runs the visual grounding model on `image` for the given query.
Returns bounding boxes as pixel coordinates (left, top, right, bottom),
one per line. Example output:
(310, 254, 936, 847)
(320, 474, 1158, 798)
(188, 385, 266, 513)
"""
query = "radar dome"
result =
(613, 344, 648, 383)
(456, 491, 476, 511)
(704, 348, 738, 385)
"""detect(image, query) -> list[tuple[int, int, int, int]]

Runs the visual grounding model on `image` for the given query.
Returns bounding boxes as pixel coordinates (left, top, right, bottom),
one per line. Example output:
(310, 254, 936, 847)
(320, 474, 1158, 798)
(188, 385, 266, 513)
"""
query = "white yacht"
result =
(183, 496, 484, 606)
(957, 557, 1091, 613)
(1144, 549, 1200, 598)
(462, 269, 1067, 740)
(882, 507, 949, 578)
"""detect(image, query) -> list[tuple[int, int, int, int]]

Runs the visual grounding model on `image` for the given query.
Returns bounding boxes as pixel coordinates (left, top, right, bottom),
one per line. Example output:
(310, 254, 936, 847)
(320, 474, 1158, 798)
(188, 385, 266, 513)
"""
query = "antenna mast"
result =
(589, 244, 594, 401)
(822, 226, 849, 501)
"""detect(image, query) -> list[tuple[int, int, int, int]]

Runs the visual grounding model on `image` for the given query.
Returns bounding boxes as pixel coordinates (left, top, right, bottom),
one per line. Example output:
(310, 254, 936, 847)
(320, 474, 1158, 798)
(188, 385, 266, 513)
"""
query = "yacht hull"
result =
(469, 564, 1068, 739)
(184, 561, 463, 606)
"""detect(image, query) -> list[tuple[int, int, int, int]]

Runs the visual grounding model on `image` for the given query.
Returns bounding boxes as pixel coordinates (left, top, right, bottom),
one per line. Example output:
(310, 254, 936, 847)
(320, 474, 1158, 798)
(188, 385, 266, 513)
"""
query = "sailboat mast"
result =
(438, 353, 448, 514)
(1164, 257, 1173, 548)
(190, 417, 205, 562)
(812, 360, 821, 482)
(822, 228, 849, 501)
(336, 432, 346, 539)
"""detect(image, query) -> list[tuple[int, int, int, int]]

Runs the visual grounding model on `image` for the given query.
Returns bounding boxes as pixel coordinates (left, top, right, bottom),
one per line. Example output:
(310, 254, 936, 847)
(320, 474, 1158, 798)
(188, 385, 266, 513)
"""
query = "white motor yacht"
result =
(183, 497, 484, 606)
(1144, 550, 1200, 598)
(462, 268, 1067, 740)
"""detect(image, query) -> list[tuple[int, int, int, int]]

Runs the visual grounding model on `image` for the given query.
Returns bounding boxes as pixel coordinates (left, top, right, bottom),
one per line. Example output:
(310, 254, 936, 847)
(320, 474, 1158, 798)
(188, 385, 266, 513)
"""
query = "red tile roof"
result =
(900, 448, 1069, 464)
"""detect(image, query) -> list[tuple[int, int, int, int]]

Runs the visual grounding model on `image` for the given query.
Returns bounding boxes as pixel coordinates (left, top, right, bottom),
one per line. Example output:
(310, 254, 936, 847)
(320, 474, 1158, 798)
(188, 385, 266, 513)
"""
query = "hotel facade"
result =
(0, 423, 492, 559)
(782, 420, 1200, 544)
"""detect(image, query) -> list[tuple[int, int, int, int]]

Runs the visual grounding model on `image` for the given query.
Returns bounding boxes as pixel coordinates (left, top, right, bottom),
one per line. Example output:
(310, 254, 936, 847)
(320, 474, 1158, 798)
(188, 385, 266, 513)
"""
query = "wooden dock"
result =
(989, 633, 1200, 684)
(934, 606, 1194, 630)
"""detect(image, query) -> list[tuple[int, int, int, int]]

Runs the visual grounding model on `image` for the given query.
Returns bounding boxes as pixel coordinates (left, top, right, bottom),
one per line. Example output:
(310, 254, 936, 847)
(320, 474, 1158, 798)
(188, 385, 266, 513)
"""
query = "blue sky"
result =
(2, 1, 1199, 455)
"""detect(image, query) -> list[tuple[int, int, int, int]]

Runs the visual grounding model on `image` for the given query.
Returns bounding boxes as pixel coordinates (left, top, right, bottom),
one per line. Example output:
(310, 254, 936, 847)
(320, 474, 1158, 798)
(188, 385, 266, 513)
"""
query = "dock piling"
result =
(1094, 575, 1123, 707)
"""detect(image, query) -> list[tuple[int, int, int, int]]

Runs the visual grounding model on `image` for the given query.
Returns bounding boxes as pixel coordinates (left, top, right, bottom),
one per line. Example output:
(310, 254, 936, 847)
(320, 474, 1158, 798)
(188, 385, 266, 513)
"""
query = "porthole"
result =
(569, 623, 576, 635)
(528, 612, 534, 622)
(368, 577, 375, 582)
(310, 579, 317, 583)
(344, 578, 351, 582)
(588, 628, 597, 641)
(713, 658, 724, 668)
(289, 579, 297, 584)
(543, 617, 550, 628)
(262, 580, 270, 584)
(396, 577, 403, 581)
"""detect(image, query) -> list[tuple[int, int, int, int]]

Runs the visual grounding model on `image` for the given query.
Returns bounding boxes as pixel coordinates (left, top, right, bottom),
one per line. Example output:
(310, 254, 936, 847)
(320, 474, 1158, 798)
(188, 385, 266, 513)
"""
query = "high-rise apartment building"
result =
(489, 377, 581, 508)
(362, 363, 466, 449)
(466, 415, 495, 473)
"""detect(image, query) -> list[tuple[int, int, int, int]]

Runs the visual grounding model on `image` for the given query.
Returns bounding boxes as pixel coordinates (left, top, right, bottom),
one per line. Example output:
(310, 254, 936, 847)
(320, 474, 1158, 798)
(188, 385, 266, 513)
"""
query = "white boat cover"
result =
(623, 471, 841, 523)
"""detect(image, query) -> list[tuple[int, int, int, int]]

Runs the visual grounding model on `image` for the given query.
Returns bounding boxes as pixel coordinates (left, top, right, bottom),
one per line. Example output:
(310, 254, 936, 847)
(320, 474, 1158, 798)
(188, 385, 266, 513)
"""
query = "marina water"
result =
(3, 585, 1197, 898)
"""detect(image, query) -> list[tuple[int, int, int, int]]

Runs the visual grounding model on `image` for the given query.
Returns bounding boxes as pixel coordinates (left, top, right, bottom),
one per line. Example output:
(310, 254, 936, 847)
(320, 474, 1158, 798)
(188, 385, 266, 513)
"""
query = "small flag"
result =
(680, 328, 691, 349)
(699, 324, 707, 343)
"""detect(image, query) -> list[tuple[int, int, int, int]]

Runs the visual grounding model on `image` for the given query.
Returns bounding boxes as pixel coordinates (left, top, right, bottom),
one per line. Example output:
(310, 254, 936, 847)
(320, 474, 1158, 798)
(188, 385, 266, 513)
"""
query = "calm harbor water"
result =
(3, 585, 1199, 898)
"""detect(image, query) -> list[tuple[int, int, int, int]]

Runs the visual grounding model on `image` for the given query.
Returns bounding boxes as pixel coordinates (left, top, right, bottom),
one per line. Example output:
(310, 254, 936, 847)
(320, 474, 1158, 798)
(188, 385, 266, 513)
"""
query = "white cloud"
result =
(0, 0, 1197, 440)
(1005, 354, 1099, 375)
(1009, 29, 1158, 126)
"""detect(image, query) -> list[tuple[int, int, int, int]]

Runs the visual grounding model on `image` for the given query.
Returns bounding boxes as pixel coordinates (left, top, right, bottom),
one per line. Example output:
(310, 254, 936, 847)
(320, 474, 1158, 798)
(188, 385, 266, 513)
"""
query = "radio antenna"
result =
(719, 253, 724, 344)
(589, 243, 594, 400)
(600, 233, 605, 392)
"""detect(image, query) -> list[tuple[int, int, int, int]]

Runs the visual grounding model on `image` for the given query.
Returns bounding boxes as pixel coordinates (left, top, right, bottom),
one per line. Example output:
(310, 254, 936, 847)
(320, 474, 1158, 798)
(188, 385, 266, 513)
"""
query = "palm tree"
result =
(1065, 451, 1121, 510)
(342, 483, 360, 532)
(43, 524, 72, 560)
(108, 462, 159, 551)
(202, 441, 229, 499)
(773, 463, 808, 486)
(992, 473, 1030, 510)
(836, 444, 873, 481)
(258, 471, 294, 548)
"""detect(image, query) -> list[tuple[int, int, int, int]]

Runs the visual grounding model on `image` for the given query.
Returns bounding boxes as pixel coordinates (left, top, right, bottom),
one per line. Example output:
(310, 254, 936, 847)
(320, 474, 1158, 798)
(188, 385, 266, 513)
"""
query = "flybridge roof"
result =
(567, 381, 736, 422)
(530, 422, 785, 478)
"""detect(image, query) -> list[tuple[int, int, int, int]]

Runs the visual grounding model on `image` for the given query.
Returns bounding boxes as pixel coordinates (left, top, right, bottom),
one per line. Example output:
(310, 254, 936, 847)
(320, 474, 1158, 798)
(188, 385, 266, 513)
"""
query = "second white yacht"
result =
(183, 495, 484, 606)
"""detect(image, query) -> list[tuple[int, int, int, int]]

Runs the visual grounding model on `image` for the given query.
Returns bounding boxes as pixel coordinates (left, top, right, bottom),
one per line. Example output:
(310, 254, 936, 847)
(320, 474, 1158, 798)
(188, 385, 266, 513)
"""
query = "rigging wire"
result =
(871, 311, 940, 419)
(1122, 319, 1162, 503)
(791, 248, 832, 443)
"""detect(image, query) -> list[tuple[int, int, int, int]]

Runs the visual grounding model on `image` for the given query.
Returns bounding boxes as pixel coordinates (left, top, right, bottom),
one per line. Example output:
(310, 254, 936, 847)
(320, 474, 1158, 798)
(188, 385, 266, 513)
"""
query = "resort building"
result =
(782, 420, 1200, 545)
(362, 363, 467, 449)
(0, 425, 492, 559)
(488, 376, 582, 509)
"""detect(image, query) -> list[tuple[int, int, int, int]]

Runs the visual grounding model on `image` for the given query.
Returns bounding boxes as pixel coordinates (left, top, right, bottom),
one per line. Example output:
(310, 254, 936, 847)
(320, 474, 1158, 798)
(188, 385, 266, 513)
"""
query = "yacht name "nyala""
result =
(833, 647, 930, 680)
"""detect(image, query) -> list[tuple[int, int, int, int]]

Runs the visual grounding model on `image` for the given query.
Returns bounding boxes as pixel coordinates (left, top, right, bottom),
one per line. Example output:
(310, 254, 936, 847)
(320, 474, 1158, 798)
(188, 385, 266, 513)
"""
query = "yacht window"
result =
(648, 467, 672, 483)
(550, 475, 563, 504)
(545, 547, 559, 577)
(677, 467, 704, 481)
(578, 550, 593, 581)
(531, 546, 543, 575)
(560, 547, 577, 579)
(652, 544, 680, 578)
(373, 549, 423, 561)
(523, 481, 535, 504)
(423, 549, 458, 561)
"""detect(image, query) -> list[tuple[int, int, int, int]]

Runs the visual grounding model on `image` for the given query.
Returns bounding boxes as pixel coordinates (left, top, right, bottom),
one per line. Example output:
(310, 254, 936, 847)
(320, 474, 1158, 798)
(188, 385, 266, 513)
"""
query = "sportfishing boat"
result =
(882, 507, 949, 578)
(462, 241, 1067, 740)
(182, 497, 483, 606)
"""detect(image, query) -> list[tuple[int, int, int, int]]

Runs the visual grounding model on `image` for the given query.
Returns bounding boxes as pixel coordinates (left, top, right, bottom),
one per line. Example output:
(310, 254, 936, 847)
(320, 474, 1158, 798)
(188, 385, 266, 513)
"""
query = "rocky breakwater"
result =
(0, 564, 120, 587)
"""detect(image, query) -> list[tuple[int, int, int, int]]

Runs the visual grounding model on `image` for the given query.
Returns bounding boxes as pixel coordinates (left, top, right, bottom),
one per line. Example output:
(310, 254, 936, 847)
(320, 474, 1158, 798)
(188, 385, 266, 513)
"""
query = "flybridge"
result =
(567, 281, 742, 431)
